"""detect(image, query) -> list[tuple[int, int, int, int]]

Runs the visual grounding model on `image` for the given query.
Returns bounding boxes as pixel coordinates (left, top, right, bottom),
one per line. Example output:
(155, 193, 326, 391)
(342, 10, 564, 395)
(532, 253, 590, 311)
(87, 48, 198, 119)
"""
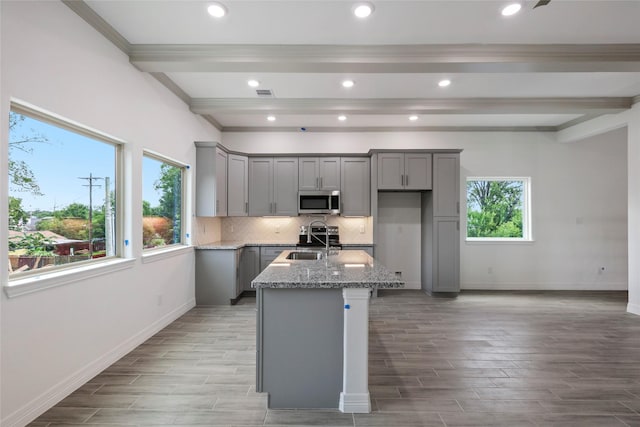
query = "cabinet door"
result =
(273, 158, 299, 216)
(241, 246, 261, 291)
(227, 154, 249, 216)
(340, 157, 370, 216)
(433, 217, 460, 293)
(298, 158, 319, 190)
(319, 157, 341, 190)
(433, 153, 460, 217)
(195, 143, 217, 216)
(249, 158, 273, 216)
(405, 153, 432, 190)
(377, 153, 404, 190)
(215, 148, 228, 216)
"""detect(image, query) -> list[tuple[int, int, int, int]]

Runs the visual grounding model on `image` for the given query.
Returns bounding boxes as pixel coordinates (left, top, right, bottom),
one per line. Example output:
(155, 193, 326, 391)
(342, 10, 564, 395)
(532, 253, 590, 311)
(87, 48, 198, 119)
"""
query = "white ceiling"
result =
(68, 0, 640, 131)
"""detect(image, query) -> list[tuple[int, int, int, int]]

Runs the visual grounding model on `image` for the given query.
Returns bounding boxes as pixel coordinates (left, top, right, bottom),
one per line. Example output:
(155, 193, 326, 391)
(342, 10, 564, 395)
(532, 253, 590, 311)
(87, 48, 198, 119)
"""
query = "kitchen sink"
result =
(286, 251, 324, 260)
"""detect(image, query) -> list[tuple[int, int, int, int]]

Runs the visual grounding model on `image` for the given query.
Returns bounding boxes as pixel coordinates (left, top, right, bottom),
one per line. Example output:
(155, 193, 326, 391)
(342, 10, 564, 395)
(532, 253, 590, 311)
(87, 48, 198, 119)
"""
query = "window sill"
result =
(465, 239, 535, 245)
(4, 258, 136, 299)
(141, 245, 193, 264)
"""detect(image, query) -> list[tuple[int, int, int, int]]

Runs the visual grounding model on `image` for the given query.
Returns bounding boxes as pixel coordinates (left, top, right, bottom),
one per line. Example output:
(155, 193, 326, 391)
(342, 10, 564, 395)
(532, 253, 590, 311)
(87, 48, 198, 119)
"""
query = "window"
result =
(8, 104, 120, 277)
(466, 177, 531, 241)
(142, 153, 185, 250)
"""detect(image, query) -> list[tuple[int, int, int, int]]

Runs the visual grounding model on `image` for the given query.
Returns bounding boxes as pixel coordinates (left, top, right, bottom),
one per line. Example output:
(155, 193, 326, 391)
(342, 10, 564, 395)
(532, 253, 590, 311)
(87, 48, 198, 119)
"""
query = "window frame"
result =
(6, 100, 126, 285)
(141, 149, 188, 253)
(465, 176, 532, 242)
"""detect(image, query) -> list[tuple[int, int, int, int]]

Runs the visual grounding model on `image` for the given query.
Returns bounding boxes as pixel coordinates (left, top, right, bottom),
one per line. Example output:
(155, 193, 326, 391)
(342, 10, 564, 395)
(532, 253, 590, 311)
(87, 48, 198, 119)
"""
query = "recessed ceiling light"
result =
(342, 80, 355, 88)
(267, 115, 276, 122)
(207, 3, 227, 18)
(438, 79, 451, 87)
(338, 115, 347, 121)
(501, 3, 521, 16)
(409, 115, 419, 121)
(353, 2, 374, 18)
(247, 79, 260, 88)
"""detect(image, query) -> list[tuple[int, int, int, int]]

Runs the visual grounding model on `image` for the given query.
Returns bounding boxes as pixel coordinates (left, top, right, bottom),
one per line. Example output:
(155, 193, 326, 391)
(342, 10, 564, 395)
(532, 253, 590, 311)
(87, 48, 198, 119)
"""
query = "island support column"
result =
(339, 288, 371, 413)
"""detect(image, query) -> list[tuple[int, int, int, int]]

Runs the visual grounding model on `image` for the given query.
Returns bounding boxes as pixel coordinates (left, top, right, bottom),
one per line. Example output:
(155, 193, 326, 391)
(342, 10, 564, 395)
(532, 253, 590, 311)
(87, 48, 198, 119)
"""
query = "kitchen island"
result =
(252, 249, 404, 413)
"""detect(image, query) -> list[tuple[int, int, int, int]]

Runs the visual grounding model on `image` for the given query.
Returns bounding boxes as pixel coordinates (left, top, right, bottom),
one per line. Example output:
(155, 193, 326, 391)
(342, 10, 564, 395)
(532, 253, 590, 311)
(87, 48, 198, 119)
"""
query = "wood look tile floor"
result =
(29, 290, 640, 426)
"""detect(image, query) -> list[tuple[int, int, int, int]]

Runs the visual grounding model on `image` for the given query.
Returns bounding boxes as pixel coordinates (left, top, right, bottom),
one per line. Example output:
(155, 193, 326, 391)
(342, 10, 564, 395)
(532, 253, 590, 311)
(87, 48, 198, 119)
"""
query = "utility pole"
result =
(78, 173, 103, 258)
(104, 177, 114, 256)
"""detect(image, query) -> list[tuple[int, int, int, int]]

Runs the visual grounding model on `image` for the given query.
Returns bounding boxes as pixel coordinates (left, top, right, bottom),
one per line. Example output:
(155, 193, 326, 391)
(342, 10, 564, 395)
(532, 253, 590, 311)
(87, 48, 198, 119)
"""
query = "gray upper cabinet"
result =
(377, 152, 432, 190)
(227, 154, 249, 216)
(298, 157, 340, 191)
(195, 142, 227, 217)
(249, 157, 299, 216)
(433, 153, 460, 217)
(340, 157, 370, 216)
(215, 149, 228, 216)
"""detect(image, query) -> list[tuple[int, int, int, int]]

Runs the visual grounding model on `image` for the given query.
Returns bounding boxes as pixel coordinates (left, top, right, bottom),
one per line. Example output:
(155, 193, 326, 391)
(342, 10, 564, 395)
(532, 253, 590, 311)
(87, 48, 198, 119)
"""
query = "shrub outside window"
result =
(8, 105, 120, 277)
(466, 177, 531, 241)
(142, 154, 184, 250)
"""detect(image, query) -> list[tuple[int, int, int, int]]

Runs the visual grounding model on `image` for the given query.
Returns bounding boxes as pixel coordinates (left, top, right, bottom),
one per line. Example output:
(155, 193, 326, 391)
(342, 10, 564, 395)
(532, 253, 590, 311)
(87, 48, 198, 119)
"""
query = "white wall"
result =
(627, 104, 640, 314)
(223, 129, 628, 291)
(0, 2, 219, 425)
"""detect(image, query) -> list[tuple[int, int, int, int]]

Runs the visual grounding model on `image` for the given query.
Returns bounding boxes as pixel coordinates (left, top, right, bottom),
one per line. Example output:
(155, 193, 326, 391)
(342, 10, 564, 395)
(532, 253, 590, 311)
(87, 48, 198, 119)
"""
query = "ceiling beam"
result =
(130, 44, 640, 73)
(190, 97, 632, 116)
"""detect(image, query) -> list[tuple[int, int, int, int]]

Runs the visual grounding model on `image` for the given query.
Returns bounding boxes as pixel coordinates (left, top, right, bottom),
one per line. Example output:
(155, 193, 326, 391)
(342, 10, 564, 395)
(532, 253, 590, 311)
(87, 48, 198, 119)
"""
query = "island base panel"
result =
(258, 288, 344, 409)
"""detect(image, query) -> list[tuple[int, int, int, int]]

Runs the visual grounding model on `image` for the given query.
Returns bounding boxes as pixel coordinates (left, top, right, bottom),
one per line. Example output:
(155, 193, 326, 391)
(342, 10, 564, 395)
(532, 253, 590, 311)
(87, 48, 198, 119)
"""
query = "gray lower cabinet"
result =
(432, 217, 460, 293)
(241, 246, 260, 292)
(260, 246, 295, 271)
(344, 245, 373, 256)
(196, 249, 242, 305)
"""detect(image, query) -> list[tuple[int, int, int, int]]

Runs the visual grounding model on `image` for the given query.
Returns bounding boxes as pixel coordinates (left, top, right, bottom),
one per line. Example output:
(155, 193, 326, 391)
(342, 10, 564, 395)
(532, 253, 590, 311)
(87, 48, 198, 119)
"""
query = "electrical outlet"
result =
(275, 224, 280, 233)
(360, 224, 365, 233)
(230, 224, 234, 233)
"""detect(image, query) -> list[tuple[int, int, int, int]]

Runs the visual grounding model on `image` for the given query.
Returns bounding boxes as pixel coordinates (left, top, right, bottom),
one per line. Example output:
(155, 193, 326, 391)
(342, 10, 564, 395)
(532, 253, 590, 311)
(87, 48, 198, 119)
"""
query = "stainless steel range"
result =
(297, 225, 342, 249)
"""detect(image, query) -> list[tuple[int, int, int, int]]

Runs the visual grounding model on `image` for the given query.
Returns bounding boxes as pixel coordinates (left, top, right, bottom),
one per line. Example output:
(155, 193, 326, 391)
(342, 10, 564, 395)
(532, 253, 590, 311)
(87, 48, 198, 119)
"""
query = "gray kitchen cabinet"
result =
(377, 152, 432, 190)
(431, 217, 460, 293)
(344, 245, 373, 256)
(195, 142, 228, 217)
(196, 248, 242, 305)
(241, 246, 260, 291)
(433, 153, 460, 217)
(260, 246, 295, 271)
(340, 157, 370, 216)
(298, 157, 340, 191)
(227, 154, 249, 216)
(249, 157, 299, 216)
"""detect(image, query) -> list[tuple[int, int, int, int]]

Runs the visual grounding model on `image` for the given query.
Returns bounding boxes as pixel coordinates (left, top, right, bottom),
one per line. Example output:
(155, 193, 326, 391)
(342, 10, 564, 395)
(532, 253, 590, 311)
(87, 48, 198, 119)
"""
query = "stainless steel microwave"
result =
(298, 190, 341, 215)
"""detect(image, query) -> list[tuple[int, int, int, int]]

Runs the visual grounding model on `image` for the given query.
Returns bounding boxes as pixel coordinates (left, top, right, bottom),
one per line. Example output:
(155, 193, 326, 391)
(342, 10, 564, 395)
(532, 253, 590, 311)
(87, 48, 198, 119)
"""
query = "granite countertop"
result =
(195, 241, 298, 250)
(195, 241, 374, 250)
(252, 249, 404, 289)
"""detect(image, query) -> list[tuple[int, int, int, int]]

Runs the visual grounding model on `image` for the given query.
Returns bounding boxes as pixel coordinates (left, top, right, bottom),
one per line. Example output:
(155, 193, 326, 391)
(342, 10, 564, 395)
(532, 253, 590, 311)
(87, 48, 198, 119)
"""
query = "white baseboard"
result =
(627, 302, 640, 315)
(339, 392, 371, 413)
(461, 282, 628, 291)
(2, 299, 195, 427)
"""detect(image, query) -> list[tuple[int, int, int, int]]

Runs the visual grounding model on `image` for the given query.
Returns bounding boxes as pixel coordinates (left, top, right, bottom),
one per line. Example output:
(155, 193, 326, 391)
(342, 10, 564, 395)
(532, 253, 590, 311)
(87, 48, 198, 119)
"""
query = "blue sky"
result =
(9, 113, 162, 212)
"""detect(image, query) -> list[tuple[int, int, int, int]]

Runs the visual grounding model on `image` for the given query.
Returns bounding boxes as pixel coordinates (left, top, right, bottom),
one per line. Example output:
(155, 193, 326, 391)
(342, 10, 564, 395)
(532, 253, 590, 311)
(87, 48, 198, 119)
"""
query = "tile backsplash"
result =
(193, 215, 372, 244)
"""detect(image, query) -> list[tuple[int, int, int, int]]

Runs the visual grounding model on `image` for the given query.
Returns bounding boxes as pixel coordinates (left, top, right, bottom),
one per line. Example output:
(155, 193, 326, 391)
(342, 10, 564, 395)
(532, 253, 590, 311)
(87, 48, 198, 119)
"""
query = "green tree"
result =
(56, 203, 89, 219)
(467, 180, 523, 238)
(154, 164, 182, 219)
(9, 196, 28, 230)
(8, 112, 48, 195)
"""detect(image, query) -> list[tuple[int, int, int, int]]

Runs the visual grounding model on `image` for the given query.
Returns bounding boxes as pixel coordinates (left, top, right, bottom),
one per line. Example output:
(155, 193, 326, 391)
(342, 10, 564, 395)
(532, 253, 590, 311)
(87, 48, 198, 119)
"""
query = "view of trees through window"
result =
(8, 109, 117, 275)
(142, 155, 183, 249)
(466, 178, 527, 239)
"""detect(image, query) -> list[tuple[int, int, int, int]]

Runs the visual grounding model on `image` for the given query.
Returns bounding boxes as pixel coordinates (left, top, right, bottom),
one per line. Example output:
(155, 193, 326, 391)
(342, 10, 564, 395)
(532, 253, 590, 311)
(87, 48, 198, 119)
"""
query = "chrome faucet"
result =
(307, 220, 330, 256)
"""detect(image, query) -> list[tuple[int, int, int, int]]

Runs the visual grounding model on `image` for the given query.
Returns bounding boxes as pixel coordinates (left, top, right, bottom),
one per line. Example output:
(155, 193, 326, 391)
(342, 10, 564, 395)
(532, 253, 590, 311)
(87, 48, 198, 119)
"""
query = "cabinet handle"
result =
(270, 202, 273, 214)
(320, 177, 323, 188)
(405, 174, 409, 187)
(400, 175, 404, 186)
(274, 202, 277, 213)
(216, 199, 219, 213)
(316, 177, 319, 189)
(456, 221, 460, 231)
(245, 201, 248, 214)
(457, 201, 460, 214)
